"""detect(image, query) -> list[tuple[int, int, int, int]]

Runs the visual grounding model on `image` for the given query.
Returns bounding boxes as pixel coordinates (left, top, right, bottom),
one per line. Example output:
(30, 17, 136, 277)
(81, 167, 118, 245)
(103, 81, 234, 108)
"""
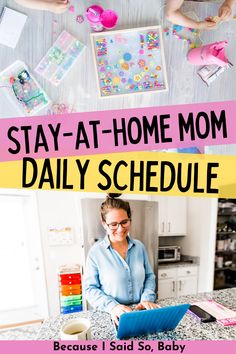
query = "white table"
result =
(0, 0, 236, 118)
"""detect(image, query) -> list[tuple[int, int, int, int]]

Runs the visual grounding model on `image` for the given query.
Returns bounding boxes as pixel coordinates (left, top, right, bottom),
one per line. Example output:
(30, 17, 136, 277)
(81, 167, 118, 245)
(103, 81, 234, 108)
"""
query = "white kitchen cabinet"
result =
(154, 196, 187, 236)
(158, 278, 176, 299)
(158, 268, 176, 299)
(177, 276, 198, 296)
(158, 266, 198, 300)
(177, 267, 198, 296)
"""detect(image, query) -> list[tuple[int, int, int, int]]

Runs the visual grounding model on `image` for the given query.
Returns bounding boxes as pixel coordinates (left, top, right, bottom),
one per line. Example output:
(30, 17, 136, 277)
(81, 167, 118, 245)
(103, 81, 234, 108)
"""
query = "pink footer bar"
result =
(0, 340, 235, 354)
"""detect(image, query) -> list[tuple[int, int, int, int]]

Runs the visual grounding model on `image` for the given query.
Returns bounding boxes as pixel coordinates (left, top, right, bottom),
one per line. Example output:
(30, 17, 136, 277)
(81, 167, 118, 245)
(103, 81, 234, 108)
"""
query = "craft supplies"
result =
(86, 5, 104, 31)
(164, 11, 202, 49)
(188, 41, 229, 66)
(100, 9, 118, 30)
(68, 5, 75, 13)
(0, 7, 27, 49)
(164, 26, 200, 49)
(91, 26, 168, 97)
(0, 60, 50, 116)
(172, 24, 201, 49)
(47, 103, 74, 115)
(86, 5, 118, 32)
(35, 30, 85, 86)
(76, 15, 84, 24)
(197, 62, 233, 86)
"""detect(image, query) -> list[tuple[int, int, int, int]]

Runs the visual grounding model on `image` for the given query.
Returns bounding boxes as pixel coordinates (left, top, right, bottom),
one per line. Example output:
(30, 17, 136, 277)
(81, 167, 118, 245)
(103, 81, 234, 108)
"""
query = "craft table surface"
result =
(0, 0, 236, 117)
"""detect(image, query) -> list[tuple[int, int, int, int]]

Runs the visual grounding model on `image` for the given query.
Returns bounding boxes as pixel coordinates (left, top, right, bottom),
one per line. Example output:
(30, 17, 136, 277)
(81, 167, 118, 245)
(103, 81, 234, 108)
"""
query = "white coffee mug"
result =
(60, 318, 91, 340)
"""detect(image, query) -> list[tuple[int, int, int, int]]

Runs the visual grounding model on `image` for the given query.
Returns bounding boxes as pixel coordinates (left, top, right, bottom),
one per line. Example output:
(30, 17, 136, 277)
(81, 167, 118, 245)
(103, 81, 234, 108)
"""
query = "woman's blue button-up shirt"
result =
(83, 235, 156, 313)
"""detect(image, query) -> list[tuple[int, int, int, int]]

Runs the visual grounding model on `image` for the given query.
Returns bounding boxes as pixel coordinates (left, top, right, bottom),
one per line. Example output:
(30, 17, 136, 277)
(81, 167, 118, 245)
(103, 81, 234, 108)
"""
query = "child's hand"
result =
(198, 19, 217, 30)
(218, 2, 233, 20)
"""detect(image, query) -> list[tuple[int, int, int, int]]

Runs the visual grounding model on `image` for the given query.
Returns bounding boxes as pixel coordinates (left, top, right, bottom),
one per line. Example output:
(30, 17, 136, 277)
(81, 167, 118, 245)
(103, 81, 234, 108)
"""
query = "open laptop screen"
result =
(117, 304, 190, 339)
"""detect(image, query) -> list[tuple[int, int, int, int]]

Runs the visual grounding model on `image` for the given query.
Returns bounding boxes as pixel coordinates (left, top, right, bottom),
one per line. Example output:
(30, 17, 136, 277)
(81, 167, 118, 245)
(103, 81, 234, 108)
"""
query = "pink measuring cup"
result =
(187, 41, 229, 67)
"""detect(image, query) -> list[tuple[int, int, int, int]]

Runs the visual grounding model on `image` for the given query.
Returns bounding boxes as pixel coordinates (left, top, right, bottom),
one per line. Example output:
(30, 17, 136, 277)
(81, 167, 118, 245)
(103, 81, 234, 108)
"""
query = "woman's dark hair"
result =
(100, 194, 131, 222)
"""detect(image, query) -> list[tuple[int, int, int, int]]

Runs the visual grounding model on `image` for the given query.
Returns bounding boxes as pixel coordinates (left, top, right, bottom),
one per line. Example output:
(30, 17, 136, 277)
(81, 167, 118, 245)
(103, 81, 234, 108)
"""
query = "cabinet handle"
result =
(179, 280, 182, 291)
(162, 222, 164, 233)
(172, 281, 175, 292)
(168, 222, 170, 233)
(161, 273, 167, 277)
(186, 270, 191, 274)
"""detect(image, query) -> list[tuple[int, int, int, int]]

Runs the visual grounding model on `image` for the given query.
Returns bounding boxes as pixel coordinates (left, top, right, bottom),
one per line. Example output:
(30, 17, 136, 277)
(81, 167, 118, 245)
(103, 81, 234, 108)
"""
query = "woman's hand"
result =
(135, 301, 160, 310)
(197, 19, 217, 30)
(111, 304, 132, 325)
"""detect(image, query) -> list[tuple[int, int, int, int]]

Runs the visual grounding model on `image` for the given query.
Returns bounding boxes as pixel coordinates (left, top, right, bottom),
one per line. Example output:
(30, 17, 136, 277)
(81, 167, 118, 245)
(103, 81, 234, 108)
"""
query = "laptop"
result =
(115, 304, 190, 339)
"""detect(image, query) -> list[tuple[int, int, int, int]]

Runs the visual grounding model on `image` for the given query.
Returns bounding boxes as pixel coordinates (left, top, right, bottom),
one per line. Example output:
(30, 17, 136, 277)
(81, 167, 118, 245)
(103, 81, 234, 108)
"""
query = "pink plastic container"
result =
(86, 5, 104, 31)
(100, 9, 118, 30)
(187, 41, 229, 67)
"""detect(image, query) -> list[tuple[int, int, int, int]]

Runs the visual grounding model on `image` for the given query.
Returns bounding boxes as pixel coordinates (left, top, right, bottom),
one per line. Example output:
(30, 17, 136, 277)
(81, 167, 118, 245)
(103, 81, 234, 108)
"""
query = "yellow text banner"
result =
(0, 152, 235, 198)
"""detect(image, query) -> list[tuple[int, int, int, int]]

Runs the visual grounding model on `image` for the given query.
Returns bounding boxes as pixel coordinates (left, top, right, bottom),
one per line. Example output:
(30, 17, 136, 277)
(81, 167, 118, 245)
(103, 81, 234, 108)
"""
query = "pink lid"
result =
(86, 5, 104, 23)
(100, 9, 118, 29)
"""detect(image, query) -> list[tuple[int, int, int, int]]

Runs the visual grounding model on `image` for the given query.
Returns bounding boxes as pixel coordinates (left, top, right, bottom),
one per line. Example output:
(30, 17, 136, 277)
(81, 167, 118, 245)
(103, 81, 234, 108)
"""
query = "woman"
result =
(83, 194, 158, 325)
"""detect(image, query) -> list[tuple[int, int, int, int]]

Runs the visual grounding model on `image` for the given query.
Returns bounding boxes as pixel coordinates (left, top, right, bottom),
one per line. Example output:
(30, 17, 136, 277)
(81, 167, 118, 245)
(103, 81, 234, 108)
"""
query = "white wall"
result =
(36, 190, 85, 317)
(184, 197, 218, 292)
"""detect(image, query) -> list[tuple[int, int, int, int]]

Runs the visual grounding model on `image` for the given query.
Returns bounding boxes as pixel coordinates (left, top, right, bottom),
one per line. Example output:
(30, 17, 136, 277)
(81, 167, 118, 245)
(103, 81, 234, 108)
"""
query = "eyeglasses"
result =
(106, 219, 131, 230)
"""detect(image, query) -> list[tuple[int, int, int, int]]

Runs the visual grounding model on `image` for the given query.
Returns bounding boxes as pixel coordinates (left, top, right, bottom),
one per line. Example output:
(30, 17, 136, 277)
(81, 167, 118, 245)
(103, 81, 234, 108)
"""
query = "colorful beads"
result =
(123, 52, 132, 61)
(113, 76, 120, 85)
(138, 59, 146, 67)
(76, 15, 84, 23)
(96, 38, 107, 57)
(169, 24, 200, 48)
(121, 63, 129, 70)
(134, 74, 142, 82)
(146, 31, 159, 50)
(94, 29, 166, 96)
(140, 34, 145, 50)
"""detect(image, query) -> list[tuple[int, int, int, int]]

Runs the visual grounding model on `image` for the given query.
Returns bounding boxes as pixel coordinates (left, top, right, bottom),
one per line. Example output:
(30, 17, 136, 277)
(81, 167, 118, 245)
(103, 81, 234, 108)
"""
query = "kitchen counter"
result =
(37, 288, 236, 340)
(158, 256, 199, 269)
(158, 262, 197, 269)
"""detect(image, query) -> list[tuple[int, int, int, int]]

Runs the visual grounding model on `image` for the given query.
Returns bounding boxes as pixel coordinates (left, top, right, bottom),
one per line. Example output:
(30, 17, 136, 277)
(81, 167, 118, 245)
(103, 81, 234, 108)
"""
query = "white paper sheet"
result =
(0, 7, 27, 49)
